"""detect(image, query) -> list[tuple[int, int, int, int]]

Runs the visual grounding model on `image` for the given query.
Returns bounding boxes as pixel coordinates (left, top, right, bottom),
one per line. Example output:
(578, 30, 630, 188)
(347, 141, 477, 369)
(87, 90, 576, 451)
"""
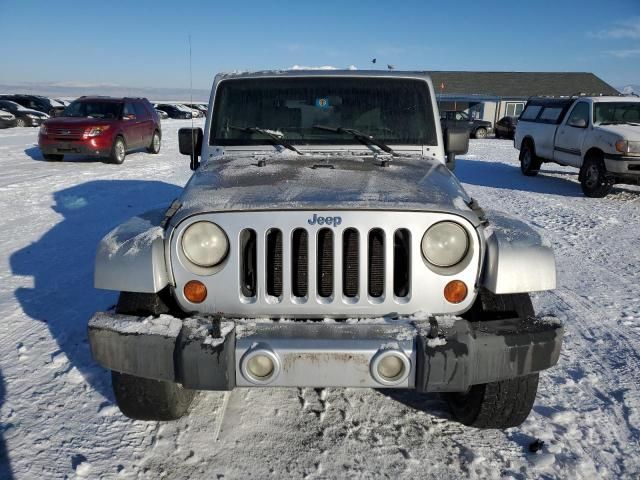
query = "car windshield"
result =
(62, 101, 122, 119)
(210, 77, 437, 146)
(594, 102, 640, 125)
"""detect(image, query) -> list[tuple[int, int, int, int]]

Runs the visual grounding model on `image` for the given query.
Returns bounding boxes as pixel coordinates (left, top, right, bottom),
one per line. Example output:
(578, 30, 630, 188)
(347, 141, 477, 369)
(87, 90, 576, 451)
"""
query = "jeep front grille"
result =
(239, 226, 411, 302)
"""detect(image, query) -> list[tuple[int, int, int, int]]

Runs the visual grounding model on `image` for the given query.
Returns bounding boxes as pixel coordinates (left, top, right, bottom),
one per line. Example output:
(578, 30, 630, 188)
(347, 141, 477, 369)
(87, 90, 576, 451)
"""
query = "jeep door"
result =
(554, 101, 590, 167)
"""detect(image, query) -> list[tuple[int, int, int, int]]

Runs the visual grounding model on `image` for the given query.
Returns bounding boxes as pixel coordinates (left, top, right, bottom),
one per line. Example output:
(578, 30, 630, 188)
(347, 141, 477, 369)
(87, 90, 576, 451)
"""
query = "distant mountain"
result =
(619, 85, 640, 95)
(0, 81, 209, 102)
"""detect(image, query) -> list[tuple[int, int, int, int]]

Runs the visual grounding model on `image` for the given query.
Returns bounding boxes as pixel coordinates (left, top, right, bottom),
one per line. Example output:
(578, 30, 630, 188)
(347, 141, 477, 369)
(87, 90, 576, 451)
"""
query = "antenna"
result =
(188, 34, 198, 170)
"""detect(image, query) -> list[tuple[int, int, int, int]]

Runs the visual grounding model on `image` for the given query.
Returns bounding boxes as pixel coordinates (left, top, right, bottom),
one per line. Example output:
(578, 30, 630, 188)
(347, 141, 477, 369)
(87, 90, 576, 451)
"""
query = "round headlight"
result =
(422, 221, 469, 267)
(181, 221, 228, 267)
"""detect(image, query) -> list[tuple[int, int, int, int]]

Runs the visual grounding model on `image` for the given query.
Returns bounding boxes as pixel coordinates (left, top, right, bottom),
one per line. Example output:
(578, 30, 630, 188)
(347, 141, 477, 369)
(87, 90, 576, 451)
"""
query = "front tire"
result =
(445, 291, 539, 428)
(111, 371, 195, 421)
(474, 127, 487, 139)
(445, 374, 540, 429)
(15, 118, 26, 127)
(580, 154, 613, 198)
(109, 136, 126, 164)
(146, 130, 161, 154)
(43, 153, 63, 161)
(520, 141, 542, 176)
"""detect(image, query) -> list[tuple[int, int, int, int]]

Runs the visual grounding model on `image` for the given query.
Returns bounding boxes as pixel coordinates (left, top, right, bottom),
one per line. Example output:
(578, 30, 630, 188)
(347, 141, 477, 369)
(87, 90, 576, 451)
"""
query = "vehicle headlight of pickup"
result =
(615, 140, 640, 155)
(421, 221, 469, 267)
(181, 221, 229, 267)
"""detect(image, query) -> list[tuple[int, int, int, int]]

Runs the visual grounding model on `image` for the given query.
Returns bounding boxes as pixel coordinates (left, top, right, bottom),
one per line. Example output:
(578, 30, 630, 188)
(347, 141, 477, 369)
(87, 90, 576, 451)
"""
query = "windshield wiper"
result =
(313, 125, 398, 156)
(229, 125, 302, 155)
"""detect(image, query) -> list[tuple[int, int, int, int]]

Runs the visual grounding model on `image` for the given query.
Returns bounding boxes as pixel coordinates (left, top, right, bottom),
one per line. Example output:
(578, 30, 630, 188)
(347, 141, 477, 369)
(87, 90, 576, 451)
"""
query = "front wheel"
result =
(580, 156, 613, 198)
(520, 142, 542, 176)
(109, 136, 126, 164)
(111, 371, 195, 421)
(146, 130, 161, 154)
(474, 127, 487, 139)
(445, 374, 539, 429)
(15, 118, 26, 127)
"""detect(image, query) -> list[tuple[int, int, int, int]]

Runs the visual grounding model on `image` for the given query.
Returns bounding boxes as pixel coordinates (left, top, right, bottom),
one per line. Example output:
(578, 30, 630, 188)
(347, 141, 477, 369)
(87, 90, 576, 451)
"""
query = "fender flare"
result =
(94, 208, 170, 293)
(481, 211, 556, 294)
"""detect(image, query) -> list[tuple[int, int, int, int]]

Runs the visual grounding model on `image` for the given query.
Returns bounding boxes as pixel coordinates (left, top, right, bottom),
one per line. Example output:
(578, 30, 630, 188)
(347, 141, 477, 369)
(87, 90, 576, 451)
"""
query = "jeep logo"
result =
(308, 214, 342, 226)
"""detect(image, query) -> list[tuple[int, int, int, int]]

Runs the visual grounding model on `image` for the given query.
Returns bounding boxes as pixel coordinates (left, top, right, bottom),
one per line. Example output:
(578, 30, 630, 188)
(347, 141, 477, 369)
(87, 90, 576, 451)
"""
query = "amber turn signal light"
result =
(444, 280, 467, 304)
(184, 280, 207, 303)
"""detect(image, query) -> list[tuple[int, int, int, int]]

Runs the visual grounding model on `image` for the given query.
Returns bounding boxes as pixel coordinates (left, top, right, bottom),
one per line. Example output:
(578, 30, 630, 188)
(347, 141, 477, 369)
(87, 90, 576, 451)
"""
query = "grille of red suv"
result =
(49, 127, 85, 140)
(239, 227, 411, 302)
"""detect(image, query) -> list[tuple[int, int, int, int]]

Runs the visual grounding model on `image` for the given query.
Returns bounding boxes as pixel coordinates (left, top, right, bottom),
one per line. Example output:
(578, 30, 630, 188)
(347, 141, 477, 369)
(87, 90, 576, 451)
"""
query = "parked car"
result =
(88, 70, 562, 430)
(494, 116, 518, 139)
(0, 100, 49, 127)
(155, 109, 169, 119)
(0, 94, 65, 116)
(175, 104, 204, 118)
(183, 103, 208, 115)
(0, 109, 17, 128)
(440, 110, 492, 139)
(515, 96, 640, 197)
(38, 96, 162, 163)
(155, 104, 192, 119)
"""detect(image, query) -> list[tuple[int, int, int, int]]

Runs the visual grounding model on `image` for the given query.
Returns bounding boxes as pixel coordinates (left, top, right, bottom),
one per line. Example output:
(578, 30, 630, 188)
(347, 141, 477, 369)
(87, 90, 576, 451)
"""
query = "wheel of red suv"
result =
(579, 154, 613, 198)
(109, 136, 126, 164)
(43, 154, 63, 161)
(474, 127, 487, 139)
(147, 130, 161, 154)
(15, 118, 26, 128)
(445, 373, 539, 429)
(520, 141, 542, 176)
(111, 371, 195, 421)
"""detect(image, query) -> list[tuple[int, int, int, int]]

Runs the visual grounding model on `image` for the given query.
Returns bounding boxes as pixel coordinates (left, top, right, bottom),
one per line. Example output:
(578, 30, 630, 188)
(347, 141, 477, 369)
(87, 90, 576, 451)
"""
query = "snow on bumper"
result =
(87, 314, 563, 392)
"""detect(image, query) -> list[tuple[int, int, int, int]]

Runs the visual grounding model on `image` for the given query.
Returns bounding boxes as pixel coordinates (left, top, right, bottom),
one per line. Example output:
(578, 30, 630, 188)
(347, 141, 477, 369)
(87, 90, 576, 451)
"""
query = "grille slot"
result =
(291, 229, 308, 297)
(240, 229, 257, 297)
(317, 228, 334, 298)
(393, 229, 411, 298)
(266, 229, 283, 298)
(368, 229, 385, 298)
(342, 229, 359, 297)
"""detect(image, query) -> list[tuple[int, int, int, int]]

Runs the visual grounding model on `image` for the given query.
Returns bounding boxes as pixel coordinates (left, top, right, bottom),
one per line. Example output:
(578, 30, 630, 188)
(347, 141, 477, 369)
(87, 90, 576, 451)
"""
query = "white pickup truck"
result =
(514, 96, 640, 197)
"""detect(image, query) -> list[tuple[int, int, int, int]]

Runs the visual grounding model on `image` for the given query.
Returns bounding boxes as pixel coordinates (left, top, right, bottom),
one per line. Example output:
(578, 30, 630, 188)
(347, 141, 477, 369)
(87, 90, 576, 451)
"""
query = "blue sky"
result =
(1, 0, 639, 90)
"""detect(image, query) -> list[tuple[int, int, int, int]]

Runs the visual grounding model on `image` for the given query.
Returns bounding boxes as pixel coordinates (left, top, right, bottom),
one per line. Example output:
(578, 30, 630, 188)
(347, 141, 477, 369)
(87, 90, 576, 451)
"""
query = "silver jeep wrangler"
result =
(88, 70, 562, 429)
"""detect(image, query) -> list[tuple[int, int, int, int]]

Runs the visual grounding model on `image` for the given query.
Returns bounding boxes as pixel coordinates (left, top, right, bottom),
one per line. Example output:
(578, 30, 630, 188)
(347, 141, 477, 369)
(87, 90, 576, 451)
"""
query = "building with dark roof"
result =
(431, 71, 619, 127)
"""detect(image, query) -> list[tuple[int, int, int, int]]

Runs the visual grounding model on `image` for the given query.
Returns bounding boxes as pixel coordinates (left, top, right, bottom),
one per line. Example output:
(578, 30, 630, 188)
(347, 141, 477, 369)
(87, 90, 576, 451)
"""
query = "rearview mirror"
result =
(443, 128, 469, 170)
(179, 127, 204, 170)
(568, 118, 587, 128)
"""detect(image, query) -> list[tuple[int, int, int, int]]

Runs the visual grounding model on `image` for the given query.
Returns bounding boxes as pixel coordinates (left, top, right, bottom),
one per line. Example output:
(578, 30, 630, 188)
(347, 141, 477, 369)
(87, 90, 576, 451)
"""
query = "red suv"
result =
(38, 97, 161, 163)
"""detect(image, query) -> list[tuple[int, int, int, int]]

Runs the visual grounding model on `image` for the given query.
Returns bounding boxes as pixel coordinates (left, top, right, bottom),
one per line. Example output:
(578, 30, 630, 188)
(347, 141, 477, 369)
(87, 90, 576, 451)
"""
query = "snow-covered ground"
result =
(0, 122, 639, 479)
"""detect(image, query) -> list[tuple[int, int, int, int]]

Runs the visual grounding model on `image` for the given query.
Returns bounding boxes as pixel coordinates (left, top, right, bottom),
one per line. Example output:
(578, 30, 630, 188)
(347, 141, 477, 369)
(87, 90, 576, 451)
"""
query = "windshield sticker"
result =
(315, 97, 330, 109)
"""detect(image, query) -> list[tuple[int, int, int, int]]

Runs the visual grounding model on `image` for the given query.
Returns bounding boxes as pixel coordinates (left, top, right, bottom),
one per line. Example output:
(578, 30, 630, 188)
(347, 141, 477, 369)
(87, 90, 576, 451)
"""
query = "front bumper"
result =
(605, 156, 640, 176)
(88, 314, 563, 392)
(39, 137, 111, 156)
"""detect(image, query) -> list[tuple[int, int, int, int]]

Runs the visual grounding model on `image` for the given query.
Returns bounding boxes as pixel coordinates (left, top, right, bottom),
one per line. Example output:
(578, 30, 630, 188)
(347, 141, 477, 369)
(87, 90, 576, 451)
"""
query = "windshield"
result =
(62, 101, 122, 119)
(594, 102, 640, 125)
(210, 77, 437, 146)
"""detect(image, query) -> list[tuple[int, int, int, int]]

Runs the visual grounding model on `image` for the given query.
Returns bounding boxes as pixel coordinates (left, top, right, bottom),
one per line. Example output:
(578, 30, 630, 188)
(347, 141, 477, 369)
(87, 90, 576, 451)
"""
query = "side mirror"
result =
(568, 118, 587, 128)
(443, 128, 469, 171)
(179, 127, 204, 170)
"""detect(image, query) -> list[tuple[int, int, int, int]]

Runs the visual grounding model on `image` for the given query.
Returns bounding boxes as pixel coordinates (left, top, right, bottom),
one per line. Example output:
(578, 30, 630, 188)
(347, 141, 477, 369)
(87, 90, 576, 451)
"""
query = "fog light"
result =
(241, 348, 281, 385)
(370, 350, 411, 386)
(377, 355, 405, 380)
(247, 355, 274, 379)
(184, 280, 207, 303)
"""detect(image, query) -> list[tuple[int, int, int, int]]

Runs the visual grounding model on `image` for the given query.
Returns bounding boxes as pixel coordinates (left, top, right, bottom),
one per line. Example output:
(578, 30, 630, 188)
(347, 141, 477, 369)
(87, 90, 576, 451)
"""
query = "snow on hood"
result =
(172, 153, 478, 225)
(595, 123, 640, 140)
